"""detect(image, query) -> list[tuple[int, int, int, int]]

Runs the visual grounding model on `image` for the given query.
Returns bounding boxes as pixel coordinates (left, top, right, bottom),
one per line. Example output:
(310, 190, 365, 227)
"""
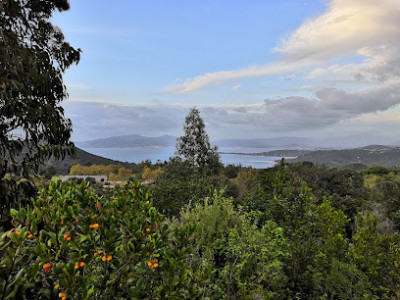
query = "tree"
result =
(0, 181, 203, 299)
(175, 108, 221, 176)
(141, 166, 163, 184)
(0, 0, 80, 215)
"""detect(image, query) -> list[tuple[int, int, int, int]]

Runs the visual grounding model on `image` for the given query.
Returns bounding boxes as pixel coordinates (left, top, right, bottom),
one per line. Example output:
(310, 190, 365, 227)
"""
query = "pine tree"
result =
(176, 108, 221, 175)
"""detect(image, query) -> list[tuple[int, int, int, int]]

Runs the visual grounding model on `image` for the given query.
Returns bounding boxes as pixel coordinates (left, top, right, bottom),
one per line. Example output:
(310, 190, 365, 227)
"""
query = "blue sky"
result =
(54, 0, 400, 144)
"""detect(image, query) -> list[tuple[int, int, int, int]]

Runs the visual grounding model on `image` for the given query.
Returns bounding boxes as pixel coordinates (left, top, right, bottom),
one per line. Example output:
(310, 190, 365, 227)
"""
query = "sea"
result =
(81, 146, 284, 169)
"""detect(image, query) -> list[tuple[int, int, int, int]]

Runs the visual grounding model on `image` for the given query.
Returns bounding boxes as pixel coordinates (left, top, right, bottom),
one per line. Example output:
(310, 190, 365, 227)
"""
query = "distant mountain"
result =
(285, 145, 400, 168)
(76, 134, 177, 148)
(221, 149, 313, 157)
(215, 135, 389, 149)
(215, 137, 313, 149)
(78, 135, 317, 150)
(77, 134, 390, 150)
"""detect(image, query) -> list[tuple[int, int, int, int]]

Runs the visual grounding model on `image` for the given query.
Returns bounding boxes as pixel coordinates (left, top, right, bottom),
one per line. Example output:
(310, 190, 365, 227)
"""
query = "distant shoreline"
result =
(219, 149, 311, 157)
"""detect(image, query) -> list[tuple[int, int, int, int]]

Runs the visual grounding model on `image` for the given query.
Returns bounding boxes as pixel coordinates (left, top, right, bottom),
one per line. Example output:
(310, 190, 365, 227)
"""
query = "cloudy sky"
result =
(54, 0, 400, 145)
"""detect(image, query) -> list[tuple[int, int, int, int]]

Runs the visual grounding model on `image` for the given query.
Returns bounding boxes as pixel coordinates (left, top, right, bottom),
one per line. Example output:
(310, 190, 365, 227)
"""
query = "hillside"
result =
(215, 137, 313, 148)
(286, 145, 400, 167)
(42, 147, 136, 175)
(221, 149, 313, 157)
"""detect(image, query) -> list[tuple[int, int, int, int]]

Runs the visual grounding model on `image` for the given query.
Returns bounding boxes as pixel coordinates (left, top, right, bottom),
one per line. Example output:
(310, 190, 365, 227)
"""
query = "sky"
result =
(53, 0, 400, 145)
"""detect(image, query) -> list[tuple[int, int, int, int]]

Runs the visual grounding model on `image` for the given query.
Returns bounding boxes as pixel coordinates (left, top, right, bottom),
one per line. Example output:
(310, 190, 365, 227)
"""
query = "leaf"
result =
(86, 286, 94, 298)
(8, 268, 25, 288)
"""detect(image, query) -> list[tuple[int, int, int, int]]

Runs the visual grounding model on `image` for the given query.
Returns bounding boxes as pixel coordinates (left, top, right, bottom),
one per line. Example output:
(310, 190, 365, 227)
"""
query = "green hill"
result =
(286, 145, 400, 167)
(40, 147, 136, 175)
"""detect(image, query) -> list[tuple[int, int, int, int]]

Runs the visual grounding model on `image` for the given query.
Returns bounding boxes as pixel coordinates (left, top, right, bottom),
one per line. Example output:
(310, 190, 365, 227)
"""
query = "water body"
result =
(81, 146, 282, 169)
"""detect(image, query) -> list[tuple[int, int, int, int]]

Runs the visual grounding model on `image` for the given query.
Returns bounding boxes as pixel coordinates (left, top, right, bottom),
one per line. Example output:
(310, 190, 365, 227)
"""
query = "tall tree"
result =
(0, 0, 80, 215)
(176, 108, 221, 176)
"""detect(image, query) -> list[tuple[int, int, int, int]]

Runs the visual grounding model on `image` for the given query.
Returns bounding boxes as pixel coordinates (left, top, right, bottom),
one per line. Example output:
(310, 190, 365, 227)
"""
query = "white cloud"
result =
(163, 61, 310, 94)
(164, 0, 400, 93)
(195, 83, 400, 133)
(306, 46, 400, 84)
(63, 101, 190, 141)
(275, 0, 400, 60)
(351, 111, 400, 125)
(65, 83, 400, 142)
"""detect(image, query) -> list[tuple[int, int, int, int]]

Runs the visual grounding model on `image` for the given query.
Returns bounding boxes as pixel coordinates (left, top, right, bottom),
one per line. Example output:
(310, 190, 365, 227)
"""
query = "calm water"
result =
(82, 146, 282, 169)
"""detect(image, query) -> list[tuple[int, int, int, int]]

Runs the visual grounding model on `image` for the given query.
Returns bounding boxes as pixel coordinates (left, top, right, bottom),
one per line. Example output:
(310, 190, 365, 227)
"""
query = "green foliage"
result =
(349, 213, 400, 298)
(0, 177, 38, 227)
(370, 174, 400, 230)
(363, 174, 379, 188)
(360, 166, 390, 175)
(141, 166, 163, 184)
(3, 158, 400, 298)
(237, 162, 296, 225)
(0, 181, 202, 299)
(287, 162, 369, 224)
(1, 0, 80, 217)
(235, 168, 258, 200)
(150, 178, 216, 218)
(154, 157, 194, 182)
(286, 196, 350, 298)
(175, 108, 221, 177)
(222, 164, 242, 179)
(173, 193, 289, 299)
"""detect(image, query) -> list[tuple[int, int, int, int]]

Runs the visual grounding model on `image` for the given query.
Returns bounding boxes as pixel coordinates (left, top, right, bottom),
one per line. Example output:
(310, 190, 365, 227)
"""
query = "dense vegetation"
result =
(2, 160, 400, 299)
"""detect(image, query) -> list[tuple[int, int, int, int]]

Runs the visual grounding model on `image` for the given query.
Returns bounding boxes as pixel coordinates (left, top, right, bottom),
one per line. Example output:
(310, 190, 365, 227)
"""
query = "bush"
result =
(172, 193, 289, 299)
(0, 181, 202, 299)
(360, 166, 390, 175)
(141, 166, 163, 184)
(348, 212, 400, 298)
(150, 179, 216, 218)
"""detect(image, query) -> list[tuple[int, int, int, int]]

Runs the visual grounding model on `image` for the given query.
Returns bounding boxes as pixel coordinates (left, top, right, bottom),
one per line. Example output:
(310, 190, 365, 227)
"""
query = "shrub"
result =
(150, 179, 216, 218)
(0, 181, 201, 299)
(348, 212, 400, 298)
(141, 166, 163, 184)
(172, 193, 289, 299)
(360, 166, 390, 175)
